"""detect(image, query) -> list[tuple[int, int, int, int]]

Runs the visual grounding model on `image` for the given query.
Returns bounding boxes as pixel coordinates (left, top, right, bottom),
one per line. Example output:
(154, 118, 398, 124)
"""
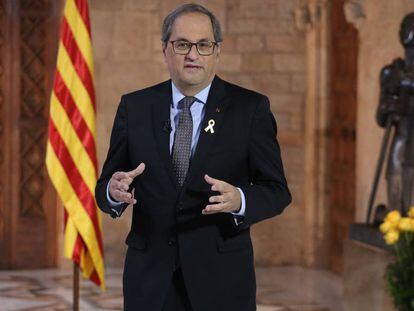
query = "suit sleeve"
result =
(238, 96, 292, 229)
(95, 96, 130, 217)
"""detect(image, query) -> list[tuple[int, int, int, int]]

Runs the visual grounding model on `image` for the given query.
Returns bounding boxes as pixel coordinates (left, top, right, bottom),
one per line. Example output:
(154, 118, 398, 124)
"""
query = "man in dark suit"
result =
(95, 3, 291, 311)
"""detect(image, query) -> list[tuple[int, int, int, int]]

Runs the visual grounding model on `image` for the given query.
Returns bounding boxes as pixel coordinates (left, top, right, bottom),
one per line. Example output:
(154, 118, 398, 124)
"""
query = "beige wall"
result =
(90, 0, 306, 267)
(349, 0, 414, 221)
(88, 0, 414, 269)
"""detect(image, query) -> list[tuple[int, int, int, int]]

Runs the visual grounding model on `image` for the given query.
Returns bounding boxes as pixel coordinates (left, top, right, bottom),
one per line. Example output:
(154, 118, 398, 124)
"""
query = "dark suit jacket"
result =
(95, 76, 291, 311)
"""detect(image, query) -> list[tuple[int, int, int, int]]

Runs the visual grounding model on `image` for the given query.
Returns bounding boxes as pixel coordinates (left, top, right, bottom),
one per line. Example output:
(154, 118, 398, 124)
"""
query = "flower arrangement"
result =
(380, 207, 414, 311)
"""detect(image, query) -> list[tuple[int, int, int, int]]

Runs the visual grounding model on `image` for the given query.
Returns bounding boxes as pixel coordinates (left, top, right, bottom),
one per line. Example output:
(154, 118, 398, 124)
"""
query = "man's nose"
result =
(185, 44, 199, 60)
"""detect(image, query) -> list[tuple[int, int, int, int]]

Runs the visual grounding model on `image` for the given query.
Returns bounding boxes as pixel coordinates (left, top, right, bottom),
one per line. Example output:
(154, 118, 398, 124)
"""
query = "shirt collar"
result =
(171, 81, 211, 108)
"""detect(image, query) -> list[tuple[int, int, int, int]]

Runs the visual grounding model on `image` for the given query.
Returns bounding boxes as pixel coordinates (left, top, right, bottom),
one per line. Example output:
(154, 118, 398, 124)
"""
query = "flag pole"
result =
(73, 263, 80, 311)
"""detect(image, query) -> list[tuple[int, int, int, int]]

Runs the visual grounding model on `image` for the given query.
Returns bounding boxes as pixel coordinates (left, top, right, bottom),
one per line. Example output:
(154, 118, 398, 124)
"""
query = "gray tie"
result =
(172, 96, 197, 187)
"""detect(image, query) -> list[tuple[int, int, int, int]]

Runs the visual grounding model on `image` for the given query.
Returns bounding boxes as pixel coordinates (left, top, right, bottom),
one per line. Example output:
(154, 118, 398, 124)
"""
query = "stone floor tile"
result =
(0, 266, 342, 310)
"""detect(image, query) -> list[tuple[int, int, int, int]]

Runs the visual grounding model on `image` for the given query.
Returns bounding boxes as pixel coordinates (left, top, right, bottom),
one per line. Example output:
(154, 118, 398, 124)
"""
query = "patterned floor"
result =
(0, 266, 342, 311)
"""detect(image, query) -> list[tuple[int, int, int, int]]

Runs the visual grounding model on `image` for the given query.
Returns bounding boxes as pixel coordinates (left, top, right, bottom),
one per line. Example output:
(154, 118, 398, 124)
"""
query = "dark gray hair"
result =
(161, 3, 223, 43)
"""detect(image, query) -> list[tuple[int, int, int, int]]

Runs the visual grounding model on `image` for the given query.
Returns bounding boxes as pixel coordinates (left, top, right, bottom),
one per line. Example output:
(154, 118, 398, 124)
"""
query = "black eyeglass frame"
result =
(169, 40, 219, 56)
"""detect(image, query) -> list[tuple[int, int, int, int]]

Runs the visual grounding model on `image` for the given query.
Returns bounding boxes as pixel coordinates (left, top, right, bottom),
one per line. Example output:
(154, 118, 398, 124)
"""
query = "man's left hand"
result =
(202, 174, 241, 215)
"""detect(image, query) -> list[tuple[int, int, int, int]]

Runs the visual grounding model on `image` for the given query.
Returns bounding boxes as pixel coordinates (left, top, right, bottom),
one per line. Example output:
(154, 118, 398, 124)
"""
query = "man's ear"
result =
(162, 42, 167, 55)
(216, 43, 221, 59)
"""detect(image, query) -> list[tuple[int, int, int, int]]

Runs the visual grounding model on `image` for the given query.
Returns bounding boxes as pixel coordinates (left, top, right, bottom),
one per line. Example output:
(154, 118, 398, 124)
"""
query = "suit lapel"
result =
(152, 80, 177, 188)
(183, 76, 230, 189)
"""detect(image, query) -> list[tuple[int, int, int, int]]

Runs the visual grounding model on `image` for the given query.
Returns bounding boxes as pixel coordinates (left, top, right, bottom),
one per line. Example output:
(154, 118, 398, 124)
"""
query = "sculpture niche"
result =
(351, 13, 414, 250)
(372, 12, 414, 221)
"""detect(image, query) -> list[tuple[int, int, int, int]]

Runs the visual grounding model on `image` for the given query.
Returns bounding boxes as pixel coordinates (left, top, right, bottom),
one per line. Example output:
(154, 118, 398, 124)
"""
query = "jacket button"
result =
(168, 239, 175, 246)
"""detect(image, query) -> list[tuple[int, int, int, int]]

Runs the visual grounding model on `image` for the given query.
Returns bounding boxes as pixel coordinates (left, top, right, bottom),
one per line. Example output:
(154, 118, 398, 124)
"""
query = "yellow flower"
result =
(384, 229, 400, 245)
(408, 206, 414, 218)
(398, 217, 412, 231)
(380, 221, 392, 233)
(385, 210, 401, 225)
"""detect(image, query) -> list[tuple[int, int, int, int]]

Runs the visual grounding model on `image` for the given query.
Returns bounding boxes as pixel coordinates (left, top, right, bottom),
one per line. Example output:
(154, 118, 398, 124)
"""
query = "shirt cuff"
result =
(106, 181, 124, 206)
(231, 188, 246, 226)
(231, 188, 246, 216)
(106, 181, 125, 217)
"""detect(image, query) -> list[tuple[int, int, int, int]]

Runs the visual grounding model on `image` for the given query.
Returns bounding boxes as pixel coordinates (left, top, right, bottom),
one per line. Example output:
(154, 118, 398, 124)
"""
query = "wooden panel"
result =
(0, 0, 7, 268)
(329, 0, 358, 273)
(0, 0, 61, 269)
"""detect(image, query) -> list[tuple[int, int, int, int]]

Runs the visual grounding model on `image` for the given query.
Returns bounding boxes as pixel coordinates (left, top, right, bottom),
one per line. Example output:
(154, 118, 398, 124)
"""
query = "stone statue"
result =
(377, 13, 414, 215)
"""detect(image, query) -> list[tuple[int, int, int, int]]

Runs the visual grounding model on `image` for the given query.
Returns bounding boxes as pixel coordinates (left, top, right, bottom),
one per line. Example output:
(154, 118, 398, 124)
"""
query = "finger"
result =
(215, 180, 233, 193)
(121, 182, 130, 192)
(204, 174, 227, 192)
(112, 189, 128, 201)
(204, 174, 219, 186)
(127, 163, 146, 178)
(206, 203, 226, 211)
(202, 209, 219, 215)
(120, 177, 133, 186)
(212, 180, 228, 192)
(204, 203, 225, 212)
(202, 202, 227, 214)
(131, 188, 137, 204)
(115, 190, 135, 204)
(112, 179, 129, 192)
(114, 187, 137, 204)
(202, 207, 221, 215)
(208, 194, 226, 204)
(112, 171, 130, 181)
(110, 179, 124, 191)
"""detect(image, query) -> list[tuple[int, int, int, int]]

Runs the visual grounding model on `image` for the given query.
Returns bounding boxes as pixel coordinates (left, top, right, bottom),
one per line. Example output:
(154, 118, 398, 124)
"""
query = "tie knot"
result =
(178, 96, 197, 110)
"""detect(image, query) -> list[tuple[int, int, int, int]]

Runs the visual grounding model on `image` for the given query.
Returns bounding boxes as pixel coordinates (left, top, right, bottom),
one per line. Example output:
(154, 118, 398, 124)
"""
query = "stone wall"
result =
(90, 0, 306, 267)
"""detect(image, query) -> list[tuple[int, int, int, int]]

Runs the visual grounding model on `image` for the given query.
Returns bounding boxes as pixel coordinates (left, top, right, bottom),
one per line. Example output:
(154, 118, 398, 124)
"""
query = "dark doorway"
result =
(328, 0, 358, 273)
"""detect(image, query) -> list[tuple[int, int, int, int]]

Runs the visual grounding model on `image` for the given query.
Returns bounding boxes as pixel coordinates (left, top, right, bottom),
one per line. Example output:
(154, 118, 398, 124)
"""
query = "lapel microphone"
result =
(163, 119, 172, 132)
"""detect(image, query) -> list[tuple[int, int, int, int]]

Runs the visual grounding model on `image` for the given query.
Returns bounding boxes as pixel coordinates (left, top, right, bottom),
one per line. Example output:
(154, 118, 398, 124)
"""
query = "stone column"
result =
(294, 0, 330, 267)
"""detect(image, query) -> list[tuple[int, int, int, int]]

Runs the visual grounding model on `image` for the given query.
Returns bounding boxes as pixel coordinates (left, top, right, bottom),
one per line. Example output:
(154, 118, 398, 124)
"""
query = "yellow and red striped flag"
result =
(46, 0, 105, 288)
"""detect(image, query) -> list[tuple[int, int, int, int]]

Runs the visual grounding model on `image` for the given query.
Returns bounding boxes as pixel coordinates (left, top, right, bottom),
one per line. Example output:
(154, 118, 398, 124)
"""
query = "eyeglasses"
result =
(169, 40, 218, 56)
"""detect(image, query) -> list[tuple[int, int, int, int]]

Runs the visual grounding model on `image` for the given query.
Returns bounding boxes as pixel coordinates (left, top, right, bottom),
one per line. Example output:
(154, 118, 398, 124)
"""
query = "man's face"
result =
(163, 12, 220, 93)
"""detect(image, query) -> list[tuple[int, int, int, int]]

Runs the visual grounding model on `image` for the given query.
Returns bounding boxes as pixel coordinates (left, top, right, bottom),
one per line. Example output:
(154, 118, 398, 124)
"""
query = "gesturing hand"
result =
(108, 163, 145, 205)
(202, 174, 241, 215)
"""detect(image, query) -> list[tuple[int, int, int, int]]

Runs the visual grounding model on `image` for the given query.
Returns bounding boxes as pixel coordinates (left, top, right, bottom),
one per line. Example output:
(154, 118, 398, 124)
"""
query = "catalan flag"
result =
(46, 0, 105, 288)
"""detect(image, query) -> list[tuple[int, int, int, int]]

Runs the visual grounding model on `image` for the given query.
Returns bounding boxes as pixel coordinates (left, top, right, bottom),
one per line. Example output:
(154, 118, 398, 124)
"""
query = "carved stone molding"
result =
(294, 5, 312, 31)
(344, 0, 366, 30)
(294, 0, 328, 31)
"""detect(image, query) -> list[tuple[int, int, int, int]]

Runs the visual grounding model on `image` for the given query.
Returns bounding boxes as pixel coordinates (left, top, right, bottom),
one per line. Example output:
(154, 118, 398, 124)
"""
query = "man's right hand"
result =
(108, 163, 146, 204)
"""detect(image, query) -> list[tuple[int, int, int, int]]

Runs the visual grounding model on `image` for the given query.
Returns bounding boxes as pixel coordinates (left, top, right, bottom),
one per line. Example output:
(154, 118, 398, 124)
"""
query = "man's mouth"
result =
(184, 65, 202, 69)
